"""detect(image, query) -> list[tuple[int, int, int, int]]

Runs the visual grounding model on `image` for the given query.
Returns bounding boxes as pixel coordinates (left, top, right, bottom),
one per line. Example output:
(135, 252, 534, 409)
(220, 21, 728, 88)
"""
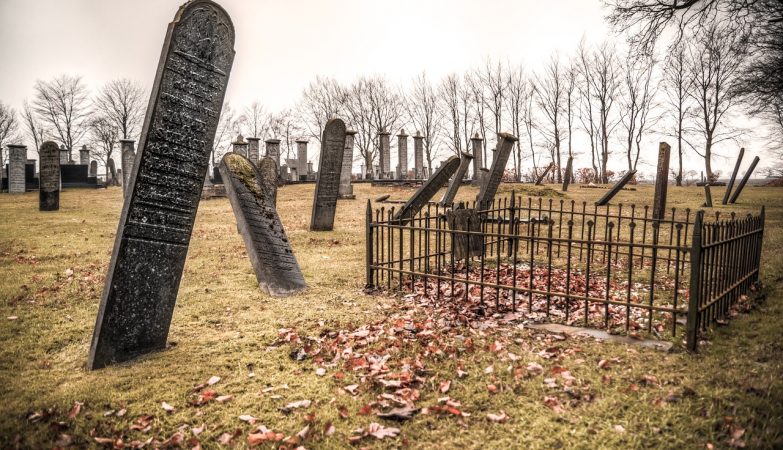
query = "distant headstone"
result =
(703, 184, 713, 207)
(296, 139, 308, 181)
(107, 158, 118, 186)
(562, 156, 573, 191)
(79, 145, 90, 165)
(232, 134, 247, 157)
(379, 129, 391, 179)
(439, 151, 473, 206)
(652, 142, 671, 221)
(116, 169, 123, 186)
(7, 145, 27, 194)
(475, 133, 517, 207)
(394, 155, 461, 224)
(265, 138, 281, 168)
(310, 118, 346, 231)
(397, 129, 408, 179)
(470, 133, 483, 181)
(247, 137, 260, 163)
(446, 206, 483, 260)
(339, 129, 357, 199)
(258, 157, 278, 206)
(89, 160, 98, 178)
(88, 0, 235, 370)
(722, 148, 745, 205)
(120, 139, 136, 191)
(413, 131, 424, 179)
(375, 194, 390, 202)
(728, 155, 760, 204)
(39, 141, 60, 210)
(220, 153, 306, 295)
(595, 170, 636, 206)
(59, 145, 69, 164)
(535, 162, 555, 186)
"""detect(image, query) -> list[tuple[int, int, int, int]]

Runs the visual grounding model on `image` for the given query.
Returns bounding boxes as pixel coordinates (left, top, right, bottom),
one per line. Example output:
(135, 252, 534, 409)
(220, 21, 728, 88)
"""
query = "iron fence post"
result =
(686, 210, 704, 352)
(365, 199, 374, 289)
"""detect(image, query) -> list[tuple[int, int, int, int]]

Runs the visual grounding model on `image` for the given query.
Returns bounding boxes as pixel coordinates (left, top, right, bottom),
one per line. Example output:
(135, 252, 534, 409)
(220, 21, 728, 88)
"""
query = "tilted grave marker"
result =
(446, 205, 483, 260)
(652, 142, 671, 222)
(439, 152, 473, 206)
(475, 133, 517, 207)
(703, 184, 713, 207)
(562, 156, 573, 192)
(88, 0, 235, 370)
(595, 170, 636, 206)
(338, 129, 357, 199)
(39, 141, 60, 211)
(722, 147, 745, 205)
(728, 156, 760, 204)
(535, 162, 554, 186)
(310, 118, 346, 231)
(393, 155, 461, 224)
(220, 153, 306, 296)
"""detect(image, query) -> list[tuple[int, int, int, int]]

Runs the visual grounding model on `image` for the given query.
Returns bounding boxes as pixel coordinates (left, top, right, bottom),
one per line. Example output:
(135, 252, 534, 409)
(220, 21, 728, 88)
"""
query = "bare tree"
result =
(663, 45, 692, 185)
(522, 85, 539, 175)
(405, 72, 442, 170)
(212, 102, 237, 166)
(564, 58, 579, 179)
(89, 116, 119, 183)
(480, 58, 506, 149)
(93, 78, 145, 140)
(299, 76, 345, 142)
(21, 100, 47, 154)
(577, 39, 600, 179)
(505, 64, 531, 180)
(534, 54, 565, 182)
(620, 51, 658, 172)
(438, 74, 464, 156)
(33, 74, 90, 161)
(584, 43, 623, 183)
(266, 108, 302, 162)
(685, 25, 744, 179)
(0, 102, 20, 174)
(465, 71, 488, 162)
(240, 100, 267, 138)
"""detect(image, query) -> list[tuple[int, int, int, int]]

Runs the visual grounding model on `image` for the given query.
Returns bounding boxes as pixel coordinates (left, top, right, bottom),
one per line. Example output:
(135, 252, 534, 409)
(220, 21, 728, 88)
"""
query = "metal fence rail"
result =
(365, 193, 765, 351)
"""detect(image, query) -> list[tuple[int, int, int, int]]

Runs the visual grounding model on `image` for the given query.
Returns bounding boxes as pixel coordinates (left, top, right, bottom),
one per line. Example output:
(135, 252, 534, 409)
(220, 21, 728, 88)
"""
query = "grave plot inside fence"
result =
(365, 194, 764, 351)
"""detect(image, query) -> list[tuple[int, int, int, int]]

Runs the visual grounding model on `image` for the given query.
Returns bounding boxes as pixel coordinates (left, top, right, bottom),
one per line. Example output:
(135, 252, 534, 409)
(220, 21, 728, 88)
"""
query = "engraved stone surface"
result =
(39, 141, 60, 210)
(562, 156, 573, 191)
(397, 129, 408, 179)
(439, 152, 473, 206)
(59, 145, 69, 164)
(296, 139, 308, 181)
(413, 131, 424, 179)
(247, 137, 260, 163)
(310, 118, 346, 231)
(89, 160, 98, 177)
(265, 138, 281, 169)
(703, 184, 713, 207)
(722, 147, 745, 205)
(475, 133, 517, 207)
(471, 133, 483, 179)
(120, 140, 136, 192)
(79, 145, 90, 165)
(379, 129, 391, 179)
(88, 0, 235, 370)
(7, 145, 27, 194)
(232, 134, 247, 157)
(446, 206, 483, 260)
(595, 170, 636, 206)
(393, 155, 461, 224)
(220, 153, 306, 295)
(728, 155, 760, 204)
(339, 129, 357, 199)
(652, 142, 671, 221)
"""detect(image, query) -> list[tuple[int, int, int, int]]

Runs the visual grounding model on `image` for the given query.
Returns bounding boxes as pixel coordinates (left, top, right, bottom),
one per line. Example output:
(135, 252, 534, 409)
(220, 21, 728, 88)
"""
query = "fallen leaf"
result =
(216, 395, 233, 403)
(67, 401, 83, 419)
(377, 406, 418, 421)
(279, 399, 311, 413)
(439, 380, 451, 394)
(487, 411, 508, 423)
(207, 376, 221, 386)
(315, 368, 326, 376)
(161, 401, 175, 413)
(367, 422, 400, 439)
(543, 396, 565, 414)
(344, 384, 359, 395)
(614, 424, 626, 433)
(239, 414, 257, 424)
(526, 362, 544, 376)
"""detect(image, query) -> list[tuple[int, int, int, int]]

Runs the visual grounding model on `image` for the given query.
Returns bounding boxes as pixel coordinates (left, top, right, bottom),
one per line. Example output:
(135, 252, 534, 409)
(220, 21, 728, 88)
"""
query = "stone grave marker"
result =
(310, 118, 346, 231)
(446, 205, 483, 260)
(439, 151, 473, 206)
(413, 131, 424, 179)
(595, 170, 636, 206)
(39, 141, 60, 210)
(728, 156, 760, 204)
(107, 158, 118, 186)
(393, 155, 460, 224)
(379, 129, 391, 178)
(121, 140, 136, 192)
(89, 160, 98, 178)
(475, 132, 517, 207)
(247, 136, 260, 162)
(79, 145, 90, 165)
(535, 162, 554, 185)
(338, 129, 357, 199)
(397, 129, 408, 179)
(471, 133, 483, 182)
(722, 148, 745, 205)
(703, 184, 713, 207)
(652, 142, 671, 222)
(220, 153, 306, 295)
(88, 0, 235, 370)
(562, 156, 573, 191)
(7, 145, 27, 194)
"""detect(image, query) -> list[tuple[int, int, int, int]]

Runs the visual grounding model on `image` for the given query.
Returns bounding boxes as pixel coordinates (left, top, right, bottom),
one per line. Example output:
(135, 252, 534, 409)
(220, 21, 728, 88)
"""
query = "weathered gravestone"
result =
(107, 158, 118, 186)
(595, 170, 636, 206)
(39, 141, 60, 210)
(89, 160, 98, 178)
(88, 0, 235, 370)
(310, 118, 347, 231)
(393, 155, 461, 224)
(722, 147, 745, 205)
(120, 140, 136, 191)
(703, 184, 713, 207)
(475, 132, 517, 207)
(728, 155, 760, 204)
(652, 142, 671, 222)
(439, 151, 473, 206)
(338, 129, 357, 199)
(535, 162, 555, 186)
(220, 153, 306, 295)
(7, 145, 27, 194)
(446, 205, 483, 260)
(562, 156, 573, 192)
(378, 129, 391, 179)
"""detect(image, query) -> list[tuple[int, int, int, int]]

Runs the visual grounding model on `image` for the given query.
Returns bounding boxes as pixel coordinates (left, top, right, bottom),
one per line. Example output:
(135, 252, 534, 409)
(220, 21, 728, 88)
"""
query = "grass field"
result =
(0, 182, 781, 449)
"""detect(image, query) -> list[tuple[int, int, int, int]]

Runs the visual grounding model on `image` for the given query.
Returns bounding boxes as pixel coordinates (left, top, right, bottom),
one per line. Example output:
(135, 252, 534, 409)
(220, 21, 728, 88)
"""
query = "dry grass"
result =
(0, 181, 781, 449)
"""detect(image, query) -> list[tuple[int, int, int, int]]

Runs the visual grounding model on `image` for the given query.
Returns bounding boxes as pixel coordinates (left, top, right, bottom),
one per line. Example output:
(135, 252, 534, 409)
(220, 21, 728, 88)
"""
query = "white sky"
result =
(0, 0, 772, 179)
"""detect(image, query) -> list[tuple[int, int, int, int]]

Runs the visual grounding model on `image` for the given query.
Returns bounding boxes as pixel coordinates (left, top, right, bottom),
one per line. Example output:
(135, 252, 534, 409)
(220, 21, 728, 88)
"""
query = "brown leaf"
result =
(487, 411, 509, 423)
(67, 401, 83, 420)
(161, 401, 175, 413)
(367, 422, 401, 439)
(279, 399, 311, 413)
(439, 380, 451, 394)
(377, 406, 418, 421)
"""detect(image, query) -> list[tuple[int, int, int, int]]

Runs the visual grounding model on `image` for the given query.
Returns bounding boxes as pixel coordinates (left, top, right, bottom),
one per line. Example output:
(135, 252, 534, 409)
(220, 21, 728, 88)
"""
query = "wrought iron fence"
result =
(364, 193, 765, 351)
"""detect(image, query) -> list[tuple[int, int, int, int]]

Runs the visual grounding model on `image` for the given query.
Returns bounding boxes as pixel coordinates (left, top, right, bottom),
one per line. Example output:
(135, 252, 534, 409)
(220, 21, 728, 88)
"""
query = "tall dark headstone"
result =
(728, 155, 760, 204)
(378, 129, 391, 179)
(39, 141, 60, 210)
(475, 133, 517, 207)
(652, 142, 671, 222)
(310, 118, 347, 231)
(562, 156, 573, 192)
(595, 170, 636, 206)
(220, 153, 306, 295)
(446, 206, 483, 260)
(703, 184, 713, 207)
(413, 131, 424, 179)
(88, 0, 235, 370)
(722, 147, 745, 205)
(470, 133, 483, 181)
(439, 152, 473, 206)
(393, 155, 461, 224)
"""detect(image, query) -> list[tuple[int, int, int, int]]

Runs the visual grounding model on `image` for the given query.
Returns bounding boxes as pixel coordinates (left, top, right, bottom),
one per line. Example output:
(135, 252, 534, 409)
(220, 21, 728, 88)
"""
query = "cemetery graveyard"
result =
(1, 0, 783, 448)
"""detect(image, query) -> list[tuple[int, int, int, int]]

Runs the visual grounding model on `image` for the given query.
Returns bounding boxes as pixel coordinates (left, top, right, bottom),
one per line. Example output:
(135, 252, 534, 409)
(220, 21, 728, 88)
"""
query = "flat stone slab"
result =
(526, 323, 673, 352)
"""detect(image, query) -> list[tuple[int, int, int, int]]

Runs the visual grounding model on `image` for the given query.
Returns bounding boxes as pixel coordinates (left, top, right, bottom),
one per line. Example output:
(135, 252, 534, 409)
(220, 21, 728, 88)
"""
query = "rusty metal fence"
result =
(364, 193, 765, 351)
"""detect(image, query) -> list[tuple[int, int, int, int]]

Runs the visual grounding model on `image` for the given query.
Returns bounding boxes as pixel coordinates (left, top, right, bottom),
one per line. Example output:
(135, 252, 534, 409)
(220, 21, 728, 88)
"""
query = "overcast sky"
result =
(0, 0, 771, 178)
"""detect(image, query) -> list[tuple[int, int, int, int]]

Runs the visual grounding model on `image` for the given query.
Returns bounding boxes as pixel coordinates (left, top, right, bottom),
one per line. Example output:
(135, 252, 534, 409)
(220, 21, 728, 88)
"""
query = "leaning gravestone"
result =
(722, 147, 745, 205)
(562, 156, 573, 192)
(728, 155, 760, 204)
(535, 162, 554, 186)
(703, 184, 713, 207)
(220, 153, 306, 296)
(439, 151, 473, 206)
(393, 155, 461, 224)
(310, 118, 346, 231)
(107, 158, 118, 186)
(475, 132, 517, 207)
(446, 205, 483, 260)
(595, 170, 636, 206)
(88, 0, 235, 370)
(651, 142, 671, 222)
(39, 141, 60, 211)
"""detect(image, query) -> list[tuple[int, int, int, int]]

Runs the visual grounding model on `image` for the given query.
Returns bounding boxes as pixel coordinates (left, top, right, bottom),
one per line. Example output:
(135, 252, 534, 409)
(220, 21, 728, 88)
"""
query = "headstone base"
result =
(39, 190, 59, 211)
